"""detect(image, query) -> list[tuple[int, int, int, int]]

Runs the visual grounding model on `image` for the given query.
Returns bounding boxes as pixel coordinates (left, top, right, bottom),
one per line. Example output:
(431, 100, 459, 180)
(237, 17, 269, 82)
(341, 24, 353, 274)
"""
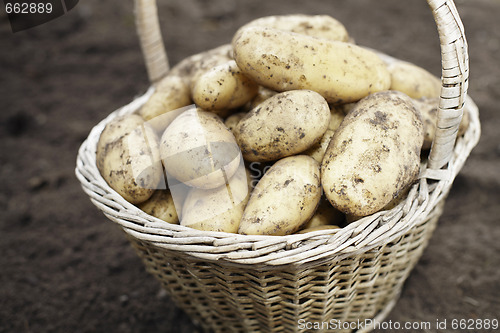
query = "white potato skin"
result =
(97, 115, 163, 204)
(303, 129, 335, 164)
(192, 60, 258, 111)
(413, 97, 439, 150)
(138, 190, 179, 224)
(234, 90, 330, 162)
(238, 14, 350, 42)
(301, 198, 344, 230)
(160, 107, 241, 189)
(388, 61, 441, 99)
(321, 91, 424, 216)
(181, 166, 250, 233)
(248, 86, 278, 110)
(232, 27, 391, 103)
(224, 112, 247, 134)
(413, 97, 470, 150)
(139, 76, 191, 132)
(168, 44, 233, 85)
(238, 155, 321, 236)
(298, 225, 340, 234)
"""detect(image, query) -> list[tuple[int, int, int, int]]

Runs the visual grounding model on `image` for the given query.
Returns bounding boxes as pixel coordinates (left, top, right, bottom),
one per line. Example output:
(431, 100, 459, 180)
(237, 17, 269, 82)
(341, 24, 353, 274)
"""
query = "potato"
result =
(238, 14, 349, 42)
(234, 90, 330, 162)
(337, 102, 357, 115)
(388, 61, 441, 99)
(303, 105, 346, 163)
(138, 190, 179, 224)
(139, 76, 191, 132)
(458, 100, 471, 137)
(238, 155, 321, 236)
(97, 114, 163, 204)
(248, 86, 278, 110)
(181, 165, 250, 233)
(303, 129, 335, 163)
(301, 198, 344, 230)
(321, 91, 424, 216)
(413, 96, 470, 150)
(232, 26, 391, 103)
(168, 44, 233, 85)
(297, 225, 340, 234)
(224, 112, 247, 134)
(192, 60, 259, 112)
(160, 107, 241, 189)
(413, 97, 439, 150)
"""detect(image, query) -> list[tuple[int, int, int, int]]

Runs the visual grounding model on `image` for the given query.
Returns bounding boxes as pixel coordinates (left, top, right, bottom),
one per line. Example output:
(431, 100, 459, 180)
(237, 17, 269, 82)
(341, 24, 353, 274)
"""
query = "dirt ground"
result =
(1, 0, 499, 332)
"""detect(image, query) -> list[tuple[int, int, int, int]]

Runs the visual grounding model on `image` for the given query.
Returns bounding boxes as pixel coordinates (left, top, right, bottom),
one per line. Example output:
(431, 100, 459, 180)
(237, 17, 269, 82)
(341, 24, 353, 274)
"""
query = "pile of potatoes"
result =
(96, 14, 469, 236)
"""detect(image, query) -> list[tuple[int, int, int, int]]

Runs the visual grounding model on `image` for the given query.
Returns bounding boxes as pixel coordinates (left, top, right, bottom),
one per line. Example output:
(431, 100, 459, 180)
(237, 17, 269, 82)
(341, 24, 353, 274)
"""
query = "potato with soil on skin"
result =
(97, 114, 163, 204)
(304, 105, 346, 162)
(388, 61, 441, 99)
(224, 112, 247, 134)
(139, 76, 191, 133)
(301, 198, 345, 230)
(413, 97, 439, 150)
(303, 129, 335, 163)
(298, 225, 340, 234)
(321, 91, 424, 217)
(459, 99, 471, 137)
(167, 44, 233, 85)
(138, 190, 179, 224)
(234, 90, 330, 162)
(248, 86, 277, 110)
(160, 107, 241, 189)
(413, 97, 471, 150)
(237, 14, 350, 42)
(232, 26, 391, 104)
(328, 105, 346, 131)
(192, 60, 259, 112)
(337, 102, 357, 115)
(181, 165, 251, 233)
(238, 155, 321, 236)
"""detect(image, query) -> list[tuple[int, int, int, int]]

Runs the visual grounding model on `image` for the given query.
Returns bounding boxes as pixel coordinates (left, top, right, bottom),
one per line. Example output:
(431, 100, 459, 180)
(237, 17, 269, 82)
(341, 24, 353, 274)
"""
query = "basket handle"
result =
(134, 0, 169, 84)
(133, 0, 469, 172)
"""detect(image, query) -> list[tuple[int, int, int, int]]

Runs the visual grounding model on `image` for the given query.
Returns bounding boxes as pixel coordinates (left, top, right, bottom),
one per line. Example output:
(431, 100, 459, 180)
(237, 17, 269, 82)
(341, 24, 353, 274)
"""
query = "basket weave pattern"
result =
(127, 202, 443, 332)
(76, 0, 481, 332)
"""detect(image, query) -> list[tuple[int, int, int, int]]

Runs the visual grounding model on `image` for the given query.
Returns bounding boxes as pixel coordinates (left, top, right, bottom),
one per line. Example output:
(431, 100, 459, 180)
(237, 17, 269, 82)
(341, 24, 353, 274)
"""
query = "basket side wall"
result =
(126, 199, 444, 333)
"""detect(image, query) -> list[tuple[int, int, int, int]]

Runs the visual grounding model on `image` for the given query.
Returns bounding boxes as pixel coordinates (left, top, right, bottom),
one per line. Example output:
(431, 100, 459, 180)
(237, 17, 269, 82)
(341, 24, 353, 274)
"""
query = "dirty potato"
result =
(232, 26, 391, 103)
(321, 91, 424, 216)
(298, 225, 340, 234)
(238, 155, 321, 236)
(413, 97, 439, 150)
(234, 90, 330, 162)
(160, 107, 241, 189)
(413, 96, 470, 150)
(138, 190, 179, 224)
(303, 129, 335, 163)
(181, 165, 250, 233)
(97, 114, 163, 204)
(301, 198, 344, 230)
(248, 86, 278, 110)
(139, 76, 191, 132)
(192, 60, 258, 112)
(224, 112, 247, 134)
(168, 44, 233, 85)
(388, 61, 441, 99)
(238, 14, 349, 42)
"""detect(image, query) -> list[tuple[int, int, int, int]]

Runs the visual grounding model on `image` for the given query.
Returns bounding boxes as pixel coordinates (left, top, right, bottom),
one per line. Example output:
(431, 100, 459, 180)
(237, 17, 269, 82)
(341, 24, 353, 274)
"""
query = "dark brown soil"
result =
(1, 1, 499, 332)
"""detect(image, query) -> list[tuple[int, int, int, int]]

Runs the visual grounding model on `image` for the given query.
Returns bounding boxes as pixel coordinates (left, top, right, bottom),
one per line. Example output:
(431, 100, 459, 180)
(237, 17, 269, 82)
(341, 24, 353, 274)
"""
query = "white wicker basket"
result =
(76, 0, 480, 332)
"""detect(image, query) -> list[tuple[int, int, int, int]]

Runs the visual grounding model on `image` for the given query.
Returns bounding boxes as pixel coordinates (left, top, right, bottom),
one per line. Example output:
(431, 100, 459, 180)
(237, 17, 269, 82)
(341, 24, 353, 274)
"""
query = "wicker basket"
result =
(76, 0, 481, 332)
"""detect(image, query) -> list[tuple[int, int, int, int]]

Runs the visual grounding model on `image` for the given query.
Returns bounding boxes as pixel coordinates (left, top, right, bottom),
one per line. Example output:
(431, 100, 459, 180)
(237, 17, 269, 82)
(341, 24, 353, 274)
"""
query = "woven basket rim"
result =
(75, 54, 481, 266)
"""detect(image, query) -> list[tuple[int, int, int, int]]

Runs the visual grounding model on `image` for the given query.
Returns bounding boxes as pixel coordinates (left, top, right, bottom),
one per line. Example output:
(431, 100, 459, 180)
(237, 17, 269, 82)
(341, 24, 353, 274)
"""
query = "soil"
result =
(1, 0, 499, 332)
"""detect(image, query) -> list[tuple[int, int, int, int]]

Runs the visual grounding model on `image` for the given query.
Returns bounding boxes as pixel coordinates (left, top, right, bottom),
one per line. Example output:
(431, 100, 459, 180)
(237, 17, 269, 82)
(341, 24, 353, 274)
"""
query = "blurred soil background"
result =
(1, 0, 499, 332)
